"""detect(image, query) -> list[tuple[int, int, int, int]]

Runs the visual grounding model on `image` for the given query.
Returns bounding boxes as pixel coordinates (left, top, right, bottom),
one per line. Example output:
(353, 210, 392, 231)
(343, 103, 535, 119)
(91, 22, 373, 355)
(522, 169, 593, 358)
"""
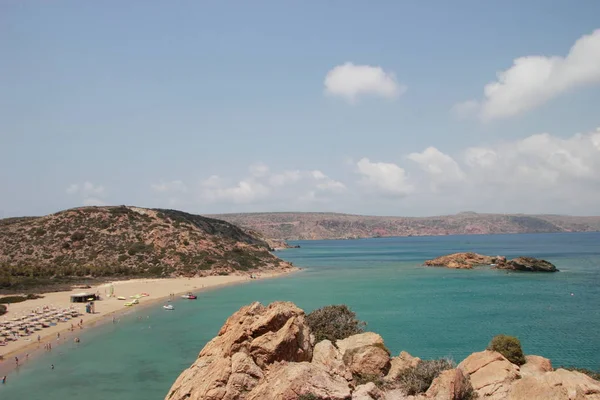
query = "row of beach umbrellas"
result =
(0, 306, 81, 340)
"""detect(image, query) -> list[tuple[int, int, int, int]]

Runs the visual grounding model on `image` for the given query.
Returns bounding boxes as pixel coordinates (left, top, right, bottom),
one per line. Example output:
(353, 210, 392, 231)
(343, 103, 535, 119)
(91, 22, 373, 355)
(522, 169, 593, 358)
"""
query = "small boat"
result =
(181, 293, 197, 300)
(163, 305, 174, 310)
(117, 296, 126, 300)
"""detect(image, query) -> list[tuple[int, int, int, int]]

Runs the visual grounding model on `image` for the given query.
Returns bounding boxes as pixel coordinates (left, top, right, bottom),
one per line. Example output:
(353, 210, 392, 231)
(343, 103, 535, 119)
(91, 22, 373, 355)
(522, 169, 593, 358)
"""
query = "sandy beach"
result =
(0, 269, 297, 373)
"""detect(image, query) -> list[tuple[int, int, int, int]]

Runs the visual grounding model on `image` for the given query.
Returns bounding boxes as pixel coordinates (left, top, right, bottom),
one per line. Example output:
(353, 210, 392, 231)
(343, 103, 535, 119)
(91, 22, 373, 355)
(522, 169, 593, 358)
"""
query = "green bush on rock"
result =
(306, 304, 366, 342)
(487, 334, 526, 366)
(396, 358, 455, 395)
(298, 394, 321, 400)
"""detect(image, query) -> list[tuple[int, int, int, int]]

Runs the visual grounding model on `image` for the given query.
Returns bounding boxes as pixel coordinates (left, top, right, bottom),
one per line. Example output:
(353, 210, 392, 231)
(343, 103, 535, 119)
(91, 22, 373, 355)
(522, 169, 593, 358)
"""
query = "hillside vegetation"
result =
(0, 206, 290, 289)
(210, 212, 600, 240)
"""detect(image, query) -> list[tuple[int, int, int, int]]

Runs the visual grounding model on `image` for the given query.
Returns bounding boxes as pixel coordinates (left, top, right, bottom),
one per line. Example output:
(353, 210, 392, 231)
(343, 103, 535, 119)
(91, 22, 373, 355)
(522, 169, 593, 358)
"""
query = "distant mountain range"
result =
(210, 212, 600, 241)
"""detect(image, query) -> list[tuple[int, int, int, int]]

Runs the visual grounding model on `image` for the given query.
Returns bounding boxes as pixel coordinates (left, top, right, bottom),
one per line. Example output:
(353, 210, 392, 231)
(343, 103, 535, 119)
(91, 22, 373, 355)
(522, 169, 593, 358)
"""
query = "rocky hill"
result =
(209, 212, 600, 241)
(166, 301, 600, 400)
(0, 206, 292, 288)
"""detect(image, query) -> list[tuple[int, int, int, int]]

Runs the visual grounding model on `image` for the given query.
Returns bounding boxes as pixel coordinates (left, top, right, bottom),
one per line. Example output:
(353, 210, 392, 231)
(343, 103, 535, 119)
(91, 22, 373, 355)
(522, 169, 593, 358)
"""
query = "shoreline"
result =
(0, 268, 299, 376)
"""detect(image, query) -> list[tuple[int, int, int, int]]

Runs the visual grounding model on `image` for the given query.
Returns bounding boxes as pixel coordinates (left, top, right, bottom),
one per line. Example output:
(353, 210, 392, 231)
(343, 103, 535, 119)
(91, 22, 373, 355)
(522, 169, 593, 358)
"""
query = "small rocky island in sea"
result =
(165, 301, 598, 400)
(424, 252, 559, 272)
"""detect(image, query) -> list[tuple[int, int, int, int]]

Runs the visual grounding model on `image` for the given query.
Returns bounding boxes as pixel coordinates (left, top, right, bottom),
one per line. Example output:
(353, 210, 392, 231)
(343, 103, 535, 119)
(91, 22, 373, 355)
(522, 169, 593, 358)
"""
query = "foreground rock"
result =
(167, 301, 598, 400)
(458, 350, 521, 399)
(424, 252, 558, 272)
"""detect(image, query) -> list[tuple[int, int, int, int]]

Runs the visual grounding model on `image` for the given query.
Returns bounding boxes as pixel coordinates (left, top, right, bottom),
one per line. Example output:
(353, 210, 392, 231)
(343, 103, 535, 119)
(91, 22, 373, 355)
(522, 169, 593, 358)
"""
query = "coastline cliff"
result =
(165, 302, 598, 400)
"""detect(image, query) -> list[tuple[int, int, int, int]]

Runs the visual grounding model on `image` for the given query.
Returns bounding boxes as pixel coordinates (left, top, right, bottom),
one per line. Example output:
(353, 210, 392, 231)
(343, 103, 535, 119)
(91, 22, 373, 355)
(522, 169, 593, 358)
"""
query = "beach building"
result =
(70, 293, 98, 303)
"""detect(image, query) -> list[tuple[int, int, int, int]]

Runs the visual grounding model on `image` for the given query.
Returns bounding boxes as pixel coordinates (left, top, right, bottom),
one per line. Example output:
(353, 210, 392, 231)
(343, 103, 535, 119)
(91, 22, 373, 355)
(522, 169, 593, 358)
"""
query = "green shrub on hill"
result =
(487, 334, 526, 365)
(306, 304, 366, 342)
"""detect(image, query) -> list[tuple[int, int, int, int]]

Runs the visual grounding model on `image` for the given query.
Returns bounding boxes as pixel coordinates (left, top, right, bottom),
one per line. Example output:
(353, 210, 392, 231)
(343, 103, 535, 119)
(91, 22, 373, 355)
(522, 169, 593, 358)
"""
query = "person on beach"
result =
(2, 376, 6, 384)
(51, 364, 54, 370)
(15, 356, 18, 366)
(57, 332, 60, 340)
(74, 337, 80, 343)
(37, 335, 41, 343)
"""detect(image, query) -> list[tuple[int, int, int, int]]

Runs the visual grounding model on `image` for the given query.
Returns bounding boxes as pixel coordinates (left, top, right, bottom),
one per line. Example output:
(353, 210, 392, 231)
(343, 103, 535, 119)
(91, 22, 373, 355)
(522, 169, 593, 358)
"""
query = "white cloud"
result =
(66, 184, 79, 194)
(324, 62, 406, 102)
(269, 170, 302, 186)
(249, 163, 270, 178)
(356, 158, 413, 197)
(66, 181, 107, 206)
(82, 181, 105, 195)
(456, 29, 600, 120)
(201, 178, 271, 204)
(408, 147, 465, 189)
(82, 197, 107, 206)
(463, 129, 600, 187)
(451, 100, 480, 119)
(311, 170, 346, 193)
(150, 180, 188, 193)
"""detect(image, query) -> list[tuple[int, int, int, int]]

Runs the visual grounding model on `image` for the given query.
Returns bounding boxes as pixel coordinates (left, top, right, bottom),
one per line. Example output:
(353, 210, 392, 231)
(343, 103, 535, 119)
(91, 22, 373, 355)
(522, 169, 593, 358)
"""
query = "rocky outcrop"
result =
(246, 362, 352, 400)
(337, 332, 391, 377)
(458, 350, 521, 399)
(424, 252, 558, 272)
(352, 382, 385, 400)
(312, 340, 353, 381)
(497, 256, 559, 272)
(167, 302, 599, 400)
(424, 253, 502, 269)
(425, 368, 470, 400)
(521, 355, 553, 376)
(386, 351, 421, 381)
(165, 301, 314, 400)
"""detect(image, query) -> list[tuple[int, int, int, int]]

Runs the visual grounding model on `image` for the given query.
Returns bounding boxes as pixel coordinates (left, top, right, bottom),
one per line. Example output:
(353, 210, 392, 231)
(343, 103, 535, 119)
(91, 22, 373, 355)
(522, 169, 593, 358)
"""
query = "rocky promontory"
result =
(165, 301, 597, 400)
(424, 252, 558, 272)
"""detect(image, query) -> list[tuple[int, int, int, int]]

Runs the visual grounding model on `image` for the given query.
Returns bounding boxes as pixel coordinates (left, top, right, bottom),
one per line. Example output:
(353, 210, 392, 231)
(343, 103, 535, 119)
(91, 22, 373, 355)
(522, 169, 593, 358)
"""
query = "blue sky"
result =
(2, 1, 600, 217)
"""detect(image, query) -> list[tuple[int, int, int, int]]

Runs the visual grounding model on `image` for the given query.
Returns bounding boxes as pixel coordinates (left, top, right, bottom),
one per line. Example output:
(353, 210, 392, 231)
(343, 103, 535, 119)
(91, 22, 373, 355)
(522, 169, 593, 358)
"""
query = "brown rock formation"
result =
(424, 253, 558, 272)
(167, 302, 600, 400)
(425, 368, 470, 400)
(498, 256, 559, 272)
(386, 351, 421, 382)
(312, 340, 353, 381)
(246, 362, 352, 400)
(521, 355, 553, 376)
(337, 332, 391, 377)
(458, 350, 521, 399)
(352, 382, 385, 399)
(424, 252, 500, 269)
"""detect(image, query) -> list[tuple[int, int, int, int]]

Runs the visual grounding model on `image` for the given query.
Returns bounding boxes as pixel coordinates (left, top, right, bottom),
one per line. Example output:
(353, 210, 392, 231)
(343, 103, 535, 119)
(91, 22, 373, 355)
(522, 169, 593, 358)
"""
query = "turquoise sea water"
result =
(1, 232, 599, 399)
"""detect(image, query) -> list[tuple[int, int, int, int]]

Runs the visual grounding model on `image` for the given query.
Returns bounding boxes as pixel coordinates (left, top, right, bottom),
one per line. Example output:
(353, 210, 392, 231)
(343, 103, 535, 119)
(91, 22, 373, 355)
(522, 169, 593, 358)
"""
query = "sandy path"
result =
(0, 269, 296, 372)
